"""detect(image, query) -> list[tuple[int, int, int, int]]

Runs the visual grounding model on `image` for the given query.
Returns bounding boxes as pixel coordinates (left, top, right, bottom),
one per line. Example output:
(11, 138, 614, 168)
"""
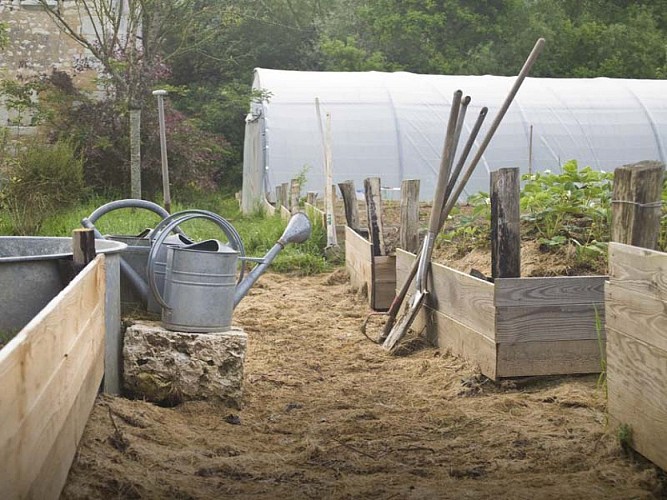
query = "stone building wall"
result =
(0, 0, 102, 127)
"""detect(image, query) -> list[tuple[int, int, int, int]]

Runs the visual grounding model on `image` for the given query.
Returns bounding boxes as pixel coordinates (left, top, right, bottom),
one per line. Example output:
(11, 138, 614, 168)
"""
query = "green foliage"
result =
(0, 139, 86, 234)
(617, 423, 633, 453)
(437, 192, 491, 256)
(521, 161, 613, 263)
(435, 160, 667, 268)
(35, 71, 228, 196)
(19, 193, 329, 275)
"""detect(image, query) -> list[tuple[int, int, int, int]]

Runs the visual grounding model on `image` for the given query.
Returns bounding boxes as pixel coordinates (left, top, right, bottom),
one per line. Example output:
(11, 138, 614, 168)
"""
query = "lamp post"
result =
(152, 89, 171, 213)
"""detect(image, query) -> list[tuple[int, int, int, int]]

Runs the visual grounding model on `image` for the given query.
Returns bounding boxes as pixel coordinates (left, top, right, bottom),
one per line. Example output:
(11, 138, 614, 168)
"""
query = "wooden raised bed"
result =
(396, 249, 606, 379)
(606, 242, 667, 472)
(0, 256, 107, 499)
(346, 226, 396, 311)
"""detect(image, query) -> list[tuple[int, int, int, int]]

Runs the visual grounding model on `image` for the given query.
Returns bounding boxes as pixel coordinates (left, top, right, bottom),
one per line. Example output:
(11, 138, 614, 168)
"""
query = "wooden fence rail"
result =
(0, 255, 107, 499)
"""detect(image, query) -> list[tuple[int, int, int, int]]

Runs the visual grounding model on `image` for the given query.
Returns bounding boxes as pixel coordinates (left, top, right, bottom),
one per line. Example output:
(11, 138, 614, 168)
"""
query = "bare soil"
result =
(63, 269, 664, 499)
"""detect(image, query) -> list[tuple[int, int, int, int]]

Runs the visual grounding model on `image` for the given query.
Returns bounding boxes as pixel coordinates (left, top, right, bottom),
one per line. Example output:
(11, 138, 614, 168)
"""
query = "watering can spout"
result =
(234, 213, 312, 307)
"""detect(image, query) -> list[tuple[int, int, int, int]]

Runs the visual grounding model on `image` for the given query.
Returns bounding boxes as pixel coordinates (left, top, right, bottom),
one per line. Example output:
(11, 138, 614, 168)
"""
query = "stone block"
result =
(123, 321, 246, 408)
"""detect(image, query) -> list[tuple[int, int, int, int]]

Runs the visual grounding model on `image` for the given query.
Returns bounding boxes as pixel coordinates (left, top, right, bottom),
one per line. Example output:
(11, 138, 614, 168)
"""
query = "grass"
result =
(0, 191, 331, 275)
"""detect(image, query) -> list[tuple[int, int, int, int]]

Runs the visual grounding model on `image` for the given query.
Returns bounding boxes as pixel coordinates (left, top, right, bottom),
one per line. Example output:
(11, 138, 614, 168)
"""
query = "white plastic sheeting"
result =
(241, 68, 666, 212)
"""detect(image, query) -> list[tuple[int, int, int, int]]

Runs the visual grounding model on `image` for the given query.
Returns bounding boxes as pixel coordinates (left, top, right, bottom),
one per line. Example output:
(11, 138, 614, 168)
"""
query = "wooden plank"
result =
(494, 276, 606, 307)
(399, 179, 420, 253)
(338, 180, 361, 231)
(364, 177, 386, 256)
(371, 255, 396, 311)
(490, 167, 520, 279)
(0, 257, 106, 498)
(280, 205, 291, 222)
(30, 340, 103, 498)
(605, 281, 667, 352)
(304, 202, 326, 226)
(608, 242, 667, 300)
(396, 248, 495, 338)
(263, 196, 276, 216)
(496, 339, 603, 378)
(495, 303, 604, 343)
(607, 327, 667, 472)
(345, 226, 372, 297)
(428, 308, 497, 380)
(290, 178, 300, 212)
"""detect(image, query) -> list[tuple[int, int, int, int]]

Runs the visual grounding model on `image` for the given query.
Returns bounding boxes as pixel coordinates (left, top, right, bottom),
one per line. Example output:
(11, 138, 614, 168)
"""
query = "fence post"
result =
(280, 182, 289, 211)
(491, 167, 520, 279)
(290, 178, 300, 212)
(399, 179, 420, 253)
(306, 191, 317, 205)
(364, 177, 386, 256)
(611, 161, 664, 249)
(338, 179, 361, 232)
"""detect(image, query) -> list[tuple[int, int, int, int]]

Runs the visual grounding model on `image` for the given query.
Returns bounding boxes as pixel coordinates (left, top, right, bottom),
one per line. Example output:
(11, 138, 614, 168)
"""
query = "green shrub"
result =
(1, 139, 86, 234)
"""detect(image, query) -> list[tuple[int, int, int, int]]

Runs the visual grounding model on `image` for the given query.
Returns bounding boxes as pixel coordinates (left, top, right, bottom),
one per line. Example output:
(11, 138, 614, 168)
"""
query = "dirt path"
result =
(63, 270, 664, 499)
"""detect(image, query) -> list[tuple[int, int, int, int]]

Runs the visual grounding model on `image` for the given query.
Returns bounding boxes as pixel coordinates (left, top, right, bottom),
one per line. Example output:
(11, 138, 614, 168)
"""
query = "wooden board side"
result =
(428, 261, 495, 338)
(345, 225, 373, 299)
(429, 308, 497, 380)
(605, 282, 667, 352)
(495, 303, 604, 343)
(0, 257, 106, 498)
(494, 276, 606, 307)
(606, 327, 667, 472)
(608, 242, 667, 300)
(496, 339, 603, 378)
(371, 255, 396, 311)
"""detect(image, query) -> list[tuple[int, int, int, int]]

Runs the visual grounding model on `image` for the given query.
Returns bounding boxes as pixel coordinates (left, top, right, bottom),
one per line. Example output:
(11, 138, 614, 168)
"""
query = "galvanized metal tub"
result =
(0, 236, 126, 334)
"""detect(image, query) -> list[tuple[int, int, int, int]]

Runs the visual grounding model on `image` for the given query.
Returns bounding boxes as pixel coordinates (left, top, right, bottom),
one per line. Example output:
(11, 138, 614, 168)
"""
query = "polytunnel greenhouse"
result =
(241, 68, 666, 213)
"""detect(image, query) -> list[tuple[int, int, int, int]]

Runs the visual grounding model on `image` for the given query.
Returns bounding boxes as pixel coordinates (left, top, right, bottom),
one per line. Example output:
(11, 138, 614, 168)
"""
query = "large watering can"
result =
(147, 211, 311, 333)
(82, 200, 245, 313)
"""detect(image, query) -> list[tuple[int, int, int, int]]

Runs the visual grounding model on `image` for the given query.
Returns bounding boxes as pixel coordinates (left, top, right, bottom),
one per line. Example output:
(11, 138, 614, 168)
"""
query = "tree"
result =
(36, 0, 224, 198)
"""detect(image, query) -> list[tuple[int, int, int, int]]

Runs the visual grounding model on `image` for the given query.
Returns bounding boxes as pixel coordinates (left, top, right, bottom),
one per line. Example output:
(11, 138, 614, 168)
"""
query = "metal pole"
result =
(153, 89, 171, 213)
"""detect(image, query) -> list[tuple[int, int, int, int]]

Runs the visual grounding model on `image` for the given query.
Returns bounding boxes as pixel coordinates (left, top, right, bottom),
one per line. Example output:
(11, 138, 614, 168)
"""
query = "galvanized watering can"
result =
(82, 200, 245, 313)
(147, 211, 311, 333)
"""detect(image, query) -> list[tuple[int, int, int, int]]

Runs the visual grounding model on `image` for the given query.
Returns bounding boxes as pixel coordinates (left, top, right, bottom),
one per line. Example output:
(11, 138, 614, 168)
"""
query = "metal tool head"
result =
(382, 290, 426, 352)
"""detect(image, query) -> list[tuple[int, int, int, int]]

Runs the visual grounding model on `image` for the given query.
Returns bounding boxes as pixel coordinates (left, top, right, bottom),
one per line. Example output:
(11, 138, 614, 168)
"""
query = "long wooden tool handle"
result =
(381, 38, 545, 339)
(380, 90, 461, 340)
(440, 107, 488, 229)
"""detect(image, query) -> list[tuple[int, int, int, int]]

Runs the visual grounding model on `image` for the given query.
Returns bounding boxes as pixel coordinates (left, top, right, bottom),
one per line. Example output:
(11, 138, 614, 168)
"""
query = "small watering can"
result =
(147, 211, 311, 333)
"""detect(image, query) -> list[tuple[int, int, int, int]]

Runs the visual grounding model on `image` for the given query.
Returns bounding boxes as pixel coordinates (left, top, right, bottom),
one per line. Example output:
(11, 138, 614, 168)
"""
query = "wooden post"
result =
(364, 177, 386, 256)
(611, 161, 664, 250)
(491, 168, 520, 279)
(72, 228, 96, 275)
(280, 182, 289, 211)
(306, 191, 317, 205)
(399, 179, 420, 253)
(275, 186, 282, 210)
(338, 179, 361, 231)
(290, 178, 300, 212)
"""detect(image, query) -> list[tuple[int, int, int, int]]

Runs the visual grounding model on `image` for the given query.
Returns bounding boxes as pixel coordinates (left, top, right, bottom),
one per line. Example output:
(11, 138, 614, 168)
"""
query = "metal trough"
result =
(0, 236, 126, 334)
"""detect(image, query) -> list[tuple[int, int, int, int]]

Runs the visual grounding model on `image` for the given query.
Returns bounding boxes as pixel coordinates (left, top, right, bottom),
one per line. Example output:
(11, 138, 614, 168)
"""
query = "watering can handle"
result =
(147, 212, 245, 310)
(149, 209, 246, 282)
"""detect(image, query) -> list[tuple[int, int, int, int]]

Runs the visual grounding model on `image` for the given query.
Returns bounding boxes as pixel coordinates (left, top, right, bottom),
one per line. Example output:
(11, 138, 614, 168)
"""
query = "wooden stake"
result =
(338, 179, 361, 231)
(364, 177, 386, 256)
(399, 179, 420, 253)
(280, 182, 289, 211)
(306, 191, 317, 205)
(72, 228, 96, 275)
(290, 178, 300, 212)
(611, 161, 664, 250)
(491, 168, 521, 279)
